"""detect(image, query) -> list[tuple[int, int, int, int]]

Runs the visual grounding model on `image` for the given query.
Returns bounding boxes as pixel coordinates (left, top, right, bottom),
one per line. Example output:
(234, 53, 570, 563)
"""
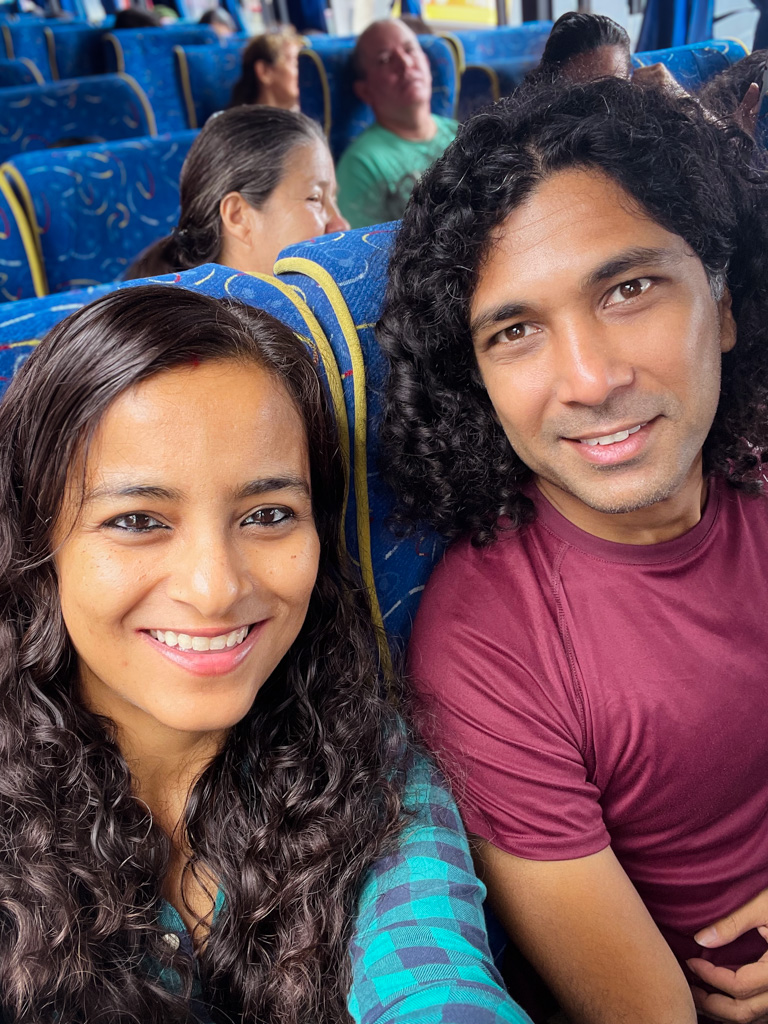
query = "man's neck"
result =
(375, 104, 436, 141)
(534, 459, 709, 546)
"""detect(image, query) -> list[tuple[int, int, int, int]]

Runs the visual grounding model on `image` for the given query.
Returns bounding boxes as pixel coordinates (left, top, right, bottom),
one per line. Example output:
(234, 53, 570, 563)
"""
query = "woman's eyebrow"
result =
(83, 477, 310, 504)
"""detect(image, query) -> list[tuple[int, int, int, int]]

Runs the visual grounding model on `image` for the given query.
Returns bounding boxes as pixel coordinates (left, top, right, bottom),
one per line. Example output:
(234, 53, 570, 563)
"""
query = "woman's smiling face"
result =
(54, 358, 320, 745)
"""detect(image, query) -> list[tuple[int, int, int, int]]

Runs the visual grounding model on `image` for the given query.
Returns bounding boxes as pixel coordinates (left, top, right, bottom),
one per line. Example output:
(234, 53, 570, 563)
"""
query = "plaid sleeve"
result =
(347, 757, 533, 1024)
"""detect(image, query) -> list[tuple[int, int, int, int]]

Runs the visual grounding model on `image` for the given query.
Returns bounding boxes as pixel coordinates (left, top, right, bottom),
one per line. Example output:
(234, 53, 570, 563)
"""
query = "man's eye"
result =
(492, 322, 536, 346)
(242, 507, 293, 527)
(105, 513, 166, 532)
(607, 277, 652, 305)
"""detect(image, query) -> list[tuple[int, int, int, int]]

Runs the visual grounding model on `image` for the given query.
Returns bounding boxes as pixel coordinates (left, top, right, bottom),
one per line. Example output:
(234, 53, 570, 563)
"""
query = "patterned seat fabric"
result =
(0, 55, 41, 85)
(0, 171, 37, 302)
(175, 39, 244, 128)
(103, 26, 218, 134)
(1, 19, 62, 80)
(0, 74, 156, 164)
(1, 130, 197, 294)
(299, 35, 457, 162)
(452, 21, 552, 64)
(275, 224, 446, 649)
(47, 24, 107, 80)
(633, 38, 748, 91)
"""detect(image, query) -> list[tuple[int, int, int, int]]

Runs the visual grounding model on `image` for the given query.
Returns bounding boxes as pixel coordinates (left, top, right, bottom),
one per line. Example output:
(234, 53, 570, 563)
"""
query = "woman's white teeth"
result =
(580, 423, 645, 447)
(148, 627, 249, 650)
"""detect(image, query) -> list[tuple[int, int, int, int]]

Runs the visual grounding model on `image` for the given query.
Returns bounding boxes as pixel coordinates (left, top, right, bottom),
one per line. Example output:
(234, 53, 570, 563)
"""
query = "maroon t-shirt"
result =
(408, 476, 768, 971)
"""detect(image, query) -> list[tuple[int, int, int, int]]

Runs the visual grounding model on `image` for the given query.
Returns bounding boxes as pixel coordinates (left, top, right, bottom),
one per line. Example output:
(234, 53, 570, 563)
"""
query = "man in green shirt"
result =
(336, 19, 458, 229)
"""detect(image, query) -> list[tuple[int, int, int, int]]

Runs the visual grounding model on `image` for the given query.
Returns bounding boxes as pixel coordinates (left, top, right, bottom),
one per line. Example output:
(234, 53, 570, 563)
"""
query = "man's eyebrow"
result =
(84, 477, 311, 504)
(470, 301, 534, 340)
(582, 246, 682, 290)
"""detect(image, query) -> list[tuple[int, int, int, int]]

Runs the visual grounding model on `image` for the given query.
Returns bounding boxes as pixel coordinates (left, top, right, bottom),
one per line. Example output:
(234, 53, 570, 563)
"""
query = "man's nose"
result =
(554, 321, 634, 407)
(166, 530, 251, 619)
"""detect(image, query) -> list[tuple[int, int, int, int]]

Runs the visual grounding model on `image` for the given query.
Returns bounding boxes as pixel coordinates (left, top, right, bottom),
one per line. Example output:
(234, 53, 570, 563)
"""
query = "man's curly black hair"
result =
(377, 77, 768, 545)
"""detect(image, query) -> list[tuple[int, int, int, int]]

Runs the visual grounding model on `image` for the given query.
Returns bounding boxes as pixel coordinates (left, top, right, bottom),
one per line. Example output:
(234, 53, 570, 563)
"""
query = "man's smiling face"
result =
(470, 167, 736, 538)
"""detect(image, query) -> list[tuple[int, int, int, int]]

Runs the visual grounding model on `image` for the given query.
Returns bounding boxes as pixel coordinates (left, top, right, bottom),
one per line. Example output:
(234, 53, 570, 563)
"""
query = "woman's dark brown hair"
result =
(229, 27, 299, 107)
(125, 106, 325, 280)
(0, 284, 408, 1022)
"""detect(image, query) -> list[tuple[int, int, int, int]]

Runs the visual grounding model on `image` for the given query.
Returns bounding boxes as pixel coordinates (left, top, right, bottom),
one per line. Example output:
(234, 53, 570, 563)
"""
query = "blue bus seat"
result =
(633, 38, 749, 91)
(0, 74, 156, 165)
(0, 54, 41, 85)
(0, 130, 196, 295)
(275, 224, 446, 648)
(174, 38, 243, 128)
(103, 25, 218, 134)
(451, 21, 552, 65)
(46, 23, 107, 80)
(0, 169, 38, 301)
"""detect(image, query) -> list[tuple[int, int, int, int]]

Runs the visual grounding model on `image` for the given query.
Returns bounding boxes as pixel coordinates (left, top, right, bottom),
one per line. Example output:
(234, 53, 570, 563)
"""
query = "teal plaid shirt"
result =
(157, 757, 532, 1023)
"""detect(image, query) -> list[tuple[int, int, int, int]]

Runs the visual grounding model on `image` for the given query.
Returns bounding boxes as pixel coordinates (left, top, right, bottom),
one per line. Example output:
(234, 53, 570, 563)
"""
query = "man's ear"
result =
(353, 77, 371, 105)
(219, 191, 258, 246)
(718, 285, 737, 354)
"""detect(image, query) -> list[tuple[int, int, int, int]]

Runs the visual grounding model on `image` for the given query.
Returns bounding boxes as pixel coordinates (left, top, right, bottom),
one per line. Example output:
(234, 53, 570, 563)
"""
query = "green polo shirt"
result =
(336, 115, 458, 229)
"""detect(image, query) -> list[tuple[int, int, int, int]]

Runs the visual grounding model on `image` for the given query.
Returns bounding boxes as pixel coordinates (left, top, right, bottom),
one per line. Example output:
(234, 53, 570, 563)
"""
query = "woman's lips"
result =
(139, 621, 267, 677)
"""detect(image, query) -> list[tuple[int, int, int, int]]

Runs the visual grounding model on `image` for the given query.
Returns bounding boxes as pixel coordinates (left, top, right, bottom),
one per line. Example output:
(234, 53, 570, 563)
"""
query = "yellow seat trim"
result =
(173, 46, 197, 130)
(298, 47, 331, 138)
(438, 31, 465, 74)
(0, 166, 48, 298)
(103, 33, 125, 74)
(2, 24, 13, 60)
(18, 57, 44, 85)
(274, 254, 387, 650)
(465, 62, 500, 102)
(118, 71, 158, 135)
(43, 26, 59, 80)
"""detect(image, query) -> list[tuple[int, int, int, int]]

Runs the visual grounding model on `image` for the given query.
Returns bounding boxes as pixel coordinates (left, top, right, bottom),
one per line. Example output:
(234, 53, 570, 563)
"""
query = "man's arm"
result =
(474, 839, 697, 1024)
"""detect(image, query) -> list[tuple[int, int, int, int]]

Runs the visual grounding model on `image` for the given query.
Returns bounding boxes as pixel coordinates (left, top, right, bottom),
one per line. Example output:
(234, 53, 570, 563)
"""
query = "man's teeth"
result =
(148, 627, 249, 651)
(580, 423, 646, 447)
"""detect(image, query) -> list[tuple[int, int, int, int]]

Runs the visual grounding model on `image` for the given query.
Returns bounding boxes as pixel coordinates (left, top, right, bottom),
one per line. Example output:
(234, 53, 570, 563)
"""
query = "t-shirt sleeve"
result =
(348, 756, 533, 1024)
(407, 548, 610, 861)
(336, 147, 392, 230)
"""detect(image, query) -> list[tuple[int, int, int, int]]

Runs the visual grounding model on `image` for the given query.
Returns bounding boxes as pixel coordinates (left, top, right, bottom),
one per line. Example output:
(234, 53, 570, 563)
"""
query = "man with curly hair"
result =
(378, 79, 768, 1024)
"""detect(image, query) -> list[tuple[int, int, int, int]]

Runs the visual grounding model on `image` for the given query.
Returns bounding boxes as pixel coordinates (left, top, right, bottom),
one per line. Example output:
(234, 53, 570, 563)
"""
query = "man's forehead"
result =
(360, 21, 417, 57)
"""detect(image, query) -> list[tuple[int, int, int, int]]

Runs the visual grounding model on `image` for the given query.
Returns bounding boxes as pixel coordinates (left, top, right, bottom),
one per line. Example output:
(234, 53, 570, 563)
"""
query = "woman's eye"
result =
(307, 193, 322, 204)
(105, 513, 166, 532)
(243, 506, 293, 527)
(607, 277, 652, 305)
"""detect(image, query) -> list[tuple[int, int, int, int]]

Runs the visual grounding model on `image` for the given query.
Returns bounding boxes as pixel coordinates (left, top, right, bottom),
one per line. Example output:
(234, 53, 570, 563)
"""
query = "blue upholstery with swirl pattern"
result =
(451, 21, 552, 64)
(0, 131, 196, 294)
(274, 224, 446, 647)
(1, 19, 60, 79)
(103, 26, 218, 134)
(0, 56, 39, 85)
(174, 39, 243, 128)
(299, 35, 457, 162)
(633, 38, 749, 90)
(0, 74, 155, 164)
(47, 24, 107, 81)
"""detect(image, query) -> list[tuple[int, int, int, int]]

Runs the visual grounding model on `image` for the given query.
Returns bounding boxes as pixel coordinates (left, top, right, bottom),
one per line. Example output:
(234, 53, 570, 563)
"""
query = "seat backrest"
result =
(275, 224, 446, 647)
(0, 74, 156, 165)
(0, 169, 38, 301)
(1, 19, 56, 79)
(103, 26, 219, 134)
(46, 23, 107, 80)
(174, 38, 243, 128)
(299, 35, 458, 162)
(0, 54, 41, 85)
(634, 38, 748, 91)
(0, 130, 197, 294)
(452, 21, 552, 64)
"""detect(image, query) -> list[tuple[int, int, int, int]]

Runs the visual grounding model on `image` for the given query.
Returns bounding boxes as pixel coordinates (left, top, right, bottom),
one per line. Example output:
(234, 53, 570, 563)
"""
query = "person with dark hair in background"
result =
(530, 11, 683, 95)
(126, 106, 347, 280)
(379, 78, 768, 1024)
(113, 6, 162, 29)
(533, 11, 632, 82)
(199, 7, 236, 38)
(229, 27, 301, 111)
(698, 49, 768, 143)
(0, 283, 532, 1024)
(335, 18, 457, 229)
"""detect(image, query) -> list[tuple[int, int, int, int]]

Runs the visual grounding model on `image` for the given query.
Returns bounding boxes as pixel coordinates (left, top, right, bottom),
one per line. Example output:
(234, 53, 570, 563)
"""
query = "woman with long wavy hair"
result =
(0, 284, 528, 1024)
